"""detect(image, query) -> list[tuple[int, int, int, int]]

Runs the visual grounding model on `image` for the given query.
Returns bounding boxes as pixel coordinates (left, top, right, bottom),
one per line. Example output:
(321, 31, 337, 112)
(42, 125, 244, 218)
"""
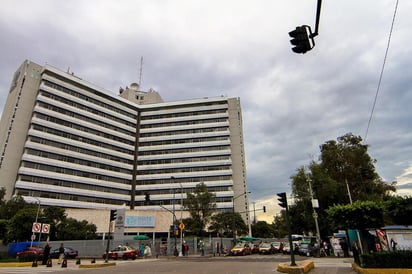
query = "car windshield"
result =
(260, 243, 270, 248)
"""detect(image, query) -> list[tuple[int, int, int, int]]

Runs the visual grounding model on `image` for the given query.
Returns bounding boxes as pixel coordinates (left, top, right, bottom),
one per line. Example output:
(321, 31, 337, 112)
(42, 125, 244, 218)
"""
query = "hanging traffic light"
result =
(288, 25, 314, 54)
(110, 209, 117, 221)
(277, 192, 288, 208)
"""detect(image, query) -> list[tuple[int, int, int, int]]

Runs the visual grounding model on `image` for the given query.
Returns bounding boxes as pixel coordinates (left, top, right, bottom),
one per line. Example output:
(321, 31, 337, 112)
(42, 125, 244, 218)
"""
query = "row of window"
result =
(35, 110, 134, 146)
(137, 175, 232, 185)
(31, 124, 133, 155)
(139, 117, 228, 129)
(29, 137, 132, 164)
(22, 162, 130, 185)
(140, 107, 227, 121)
(19, 175, 130, 195)
(26, 148, 131, 174)
(40, 88, 137, 128)
(138, 155, 230, 165)
(140, 127, 228, 138)
(137, 165, 231, 175)
(17, 189, 126, 206)
(43, 78, 137, 120)
(139, 136, 228, 147)
(138, 145, 230, 156)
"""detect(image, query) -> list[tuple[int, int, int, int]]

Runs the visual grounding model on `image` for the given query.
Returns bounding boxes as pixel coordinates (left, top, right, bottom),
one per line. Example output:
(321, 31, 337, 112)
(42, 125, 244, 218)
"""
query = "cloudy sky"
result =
(1, 0, 411, 221)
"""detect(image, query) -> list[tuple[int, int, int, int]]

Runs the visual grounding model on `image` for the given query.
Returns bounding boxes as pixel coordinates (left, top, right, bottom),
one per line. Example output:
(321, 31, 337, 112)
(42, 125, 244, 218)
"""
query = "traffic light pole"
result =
(312, 0, 322, 37)
(285, 206, 296, 266)
(277, 192, 296, 266)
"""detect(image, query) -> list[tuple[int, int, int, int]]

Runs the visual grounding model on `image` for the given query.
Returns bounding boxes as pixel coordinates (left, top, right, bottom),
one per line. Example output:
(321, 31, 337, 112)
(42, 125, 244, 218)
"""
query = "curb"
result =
(277, 260, 314, 274)
(0, 262, 33, 267)
(79, 262, 116, 268)
(352, 262, 412, 274)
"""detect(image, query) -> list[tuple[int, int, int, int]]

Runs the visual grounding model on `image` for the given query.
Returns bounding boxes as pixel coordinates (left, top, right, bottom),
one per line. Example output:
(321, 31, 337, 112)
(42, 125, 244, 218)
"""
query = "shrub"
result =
(360, 250, 412, 268)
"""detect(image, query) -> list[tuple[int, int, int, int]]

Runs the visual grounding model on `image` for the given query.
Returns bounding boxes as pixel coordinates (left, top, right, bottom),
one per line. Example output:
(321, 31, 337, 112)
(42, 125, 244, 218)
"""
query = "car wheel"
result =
(122, 254, 128, 260)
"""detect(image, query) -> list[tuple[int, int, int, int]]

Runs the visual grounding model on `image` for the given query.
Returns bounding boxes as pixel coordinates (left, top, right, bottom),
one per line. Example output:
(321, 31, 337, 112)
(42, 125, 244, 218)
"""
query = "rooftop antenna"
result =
(139, 56, 143, 89)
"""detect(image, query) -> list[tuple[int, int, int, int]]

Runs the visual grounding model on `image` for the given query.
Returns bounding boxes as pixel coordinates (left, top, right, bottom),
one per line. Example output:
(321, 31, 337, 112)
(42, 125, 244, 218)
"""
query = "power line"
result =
(364, 0, 399, 143)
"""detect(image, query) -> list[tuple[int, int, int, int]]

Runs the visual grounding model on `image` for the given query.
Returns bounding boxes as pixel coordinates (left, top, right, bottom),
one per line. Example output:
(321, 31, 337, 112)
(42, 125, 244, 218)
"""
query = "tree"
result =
(209, 212, 247, 238)
(183, 183, 216, 236)
(56, 218, 97, 240)
(290, 133, 396, 237)
(42, 206, 67, 241)
(384, 196, 412, 225)
(272, 212, 288, 238)
(251, 221, 275, 238)
(327, 201, 385, 231)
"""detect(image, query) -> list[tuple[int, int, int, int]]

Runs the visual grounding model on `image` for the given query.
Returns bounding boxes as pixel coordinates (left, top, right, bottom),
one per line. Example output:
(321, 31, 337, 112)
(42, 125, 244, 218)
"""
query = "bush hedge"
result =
(360, 250, 412, 268)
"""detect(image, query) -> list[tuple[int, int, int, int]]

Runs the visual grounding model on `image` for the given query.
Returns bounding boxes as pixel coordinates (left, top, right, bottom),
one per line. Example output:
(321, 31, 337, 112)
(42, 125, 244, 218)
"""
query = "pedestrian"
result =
(42, 243, 51, 265)
(216, 242, 221, 256)
(58, 243, 65, 264)
(144, 244, 152, 257)
(199, 240, 205, 256)
(182, 241, 186, 256)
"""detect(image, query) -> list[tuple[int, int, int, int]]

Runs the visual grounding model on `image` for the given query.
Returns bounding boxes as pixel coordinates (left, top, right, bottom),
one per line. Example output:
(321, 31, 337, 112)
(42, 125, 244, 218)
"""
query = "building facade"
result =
(0, 60, 250, 227)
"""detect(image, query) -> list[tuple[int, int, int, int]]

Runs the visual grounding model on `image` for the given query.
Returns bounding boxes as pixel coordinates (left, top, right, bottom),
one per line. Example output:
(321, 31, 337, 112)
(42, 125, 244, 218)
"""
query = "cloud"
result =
(0, 0, 411, 220)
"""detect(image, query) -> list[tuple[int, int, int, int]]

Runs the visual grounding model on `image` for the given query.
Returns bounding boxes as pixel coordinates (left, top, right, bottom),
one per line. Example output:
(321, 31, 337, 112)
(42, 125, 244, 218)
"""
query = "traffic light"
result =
(110, 209, 117, 221)
(288, 25, 313, 54)
(263, 206, 266, 213)
(277, 192, 288, 208)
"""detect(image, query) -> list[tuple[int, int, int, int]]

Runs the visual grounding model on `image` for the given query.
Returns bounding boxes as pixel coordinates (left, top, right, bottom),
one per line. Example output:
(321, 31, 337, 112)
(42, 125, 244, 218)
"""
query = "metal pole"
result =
(30, 198, 41, 247)
(179, 182, 183, 256)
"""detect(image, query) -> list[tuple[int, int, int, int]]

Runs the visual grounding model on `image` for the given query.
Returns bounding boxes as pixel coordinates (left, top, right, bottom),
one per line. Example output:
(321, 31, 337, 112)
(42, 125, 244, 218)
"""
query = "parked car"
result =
(258, 242, 275, 254)
(102, 245, 139, 260)
(251, 244, 260, 254)
(230, 242, 252, 256)
(272, 241, 284, 253)
(50, 247, 78, 259)
(298, 238, 319, 257)
(16, 246, 44, 259)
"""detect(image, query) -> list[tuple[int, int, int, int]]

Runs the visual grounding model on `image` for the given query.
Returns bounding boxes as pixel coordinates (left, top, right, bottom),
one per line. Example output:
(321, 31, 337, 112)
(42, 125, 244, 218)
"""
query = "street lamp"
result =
(232, 191, 251, 243)
(171, 176, 184, 256)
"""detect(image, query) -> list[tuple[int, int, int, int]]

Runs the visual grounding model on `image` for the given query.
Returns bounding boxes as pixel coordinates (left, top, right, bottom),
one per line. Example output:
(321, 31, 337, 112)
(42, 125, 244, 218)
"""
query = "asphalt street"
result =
(0, 255, 356, 274)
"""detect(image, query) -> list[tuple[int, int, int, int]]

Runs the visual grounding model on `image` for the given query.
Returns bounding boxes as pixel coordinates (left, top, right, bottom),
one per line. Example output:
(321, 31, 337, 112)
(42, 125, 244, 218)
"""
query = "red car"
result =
(16, 246, 44, 259)
(103, 245, 139, 260)
(230, 242, 252, 256)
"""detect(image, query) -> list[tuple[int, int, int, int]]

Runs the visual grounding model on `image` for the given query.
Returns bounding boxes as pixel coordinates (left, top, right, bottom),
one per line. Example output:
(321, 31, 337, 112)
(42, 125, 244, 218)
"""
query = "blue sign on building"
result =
(125, 216, 155, 227)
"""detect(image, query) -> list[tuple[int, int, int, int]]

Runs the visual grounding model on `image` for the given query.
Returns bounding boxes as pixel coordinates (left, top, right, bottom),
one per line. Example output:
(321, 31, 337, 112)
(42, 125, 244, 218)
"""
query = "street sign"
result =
(31, 234, 36, 240)
(32, 222, 41, 233)
(179, 223, 185, 230)
(41, 223, 50, 234)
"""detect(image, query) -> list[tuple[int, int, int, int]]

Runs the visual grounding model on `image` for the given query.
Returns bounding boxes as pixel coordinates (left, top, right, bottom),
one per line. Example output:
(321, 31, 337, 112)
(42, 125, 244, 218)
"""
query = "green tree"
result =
(251, 221, 275, 238)
(183, 183, 216, 236)
(290, 133, 396, 237)
(384, 196, 412, 225)
(4, 207, 38, 244)
(42, 206, 67, 241)
(327, 201, 385, 231)
(272, 212, 288, 238)
(56, 218, 97, 240)
(209, 212, 247, 238)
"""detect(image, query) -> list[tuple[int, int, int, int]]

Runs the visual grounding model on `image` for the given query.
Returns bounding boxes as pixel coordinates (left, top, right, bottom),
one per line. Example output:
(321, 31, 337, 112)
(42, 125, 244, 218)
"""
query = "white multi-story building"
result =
(0, 60, 250, 227)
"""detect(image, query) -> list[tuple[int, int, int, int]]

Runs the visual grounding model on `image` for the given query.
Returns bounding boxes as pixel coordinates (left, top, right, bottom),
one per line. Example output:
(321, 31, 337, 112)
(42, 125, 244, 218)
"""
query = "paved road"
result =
(0, 255, 356, 274)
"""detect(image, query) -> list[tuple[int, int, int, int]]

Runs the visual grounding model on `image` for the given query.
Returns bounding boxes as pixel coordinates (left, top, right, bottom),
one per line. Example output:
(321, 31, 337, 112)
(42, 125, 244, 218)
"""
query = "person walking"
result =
(58, 243, 65, 264)
(42, 243, 51, 265)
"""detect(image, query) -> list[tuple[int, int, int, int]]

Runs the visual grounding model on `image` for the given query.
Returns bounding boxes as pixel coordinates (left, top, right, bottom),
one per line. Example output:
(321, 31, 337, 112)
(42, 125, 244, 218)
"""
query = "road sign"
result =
(41, 223, 50, 234)
(179, 223, 185, 230)
(31, 234, 36, 240)
(32, 222, 41, 233)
